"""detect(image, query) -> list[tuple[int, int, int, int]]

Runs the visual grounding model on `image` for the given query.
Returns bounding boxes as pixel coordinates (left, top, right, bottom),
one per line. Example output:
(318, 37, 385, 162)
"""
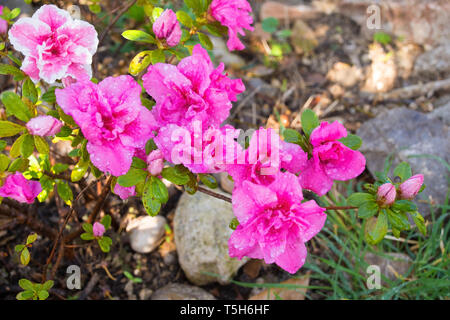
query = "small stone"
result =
(362, 44, 397, 93)
(151, 283, 216, 300)
(210, 37, 246, 69)
(249, 274, 310, 300)
(219, 172, 234, 194)
(138, 288, 153, 300)
(174, 189, 248, 285)
(327, 62, 363, 88)
(124, 280, 137, 300)
(127, 216, 166, 254)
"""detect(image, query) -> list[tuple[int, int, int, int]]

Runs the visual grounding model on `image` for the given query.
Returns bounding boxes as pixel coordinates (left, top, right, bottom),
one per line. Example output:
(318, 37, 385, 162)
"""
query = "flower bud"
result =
(377, 183, 396, 205)
(152, 9, 181, 47)
(147, 149, 164, 176)
(26, 115, 63, 137)
(93, 222, 105, 237)
(399, 174, 424, 200)
(0, 6, 8, 34)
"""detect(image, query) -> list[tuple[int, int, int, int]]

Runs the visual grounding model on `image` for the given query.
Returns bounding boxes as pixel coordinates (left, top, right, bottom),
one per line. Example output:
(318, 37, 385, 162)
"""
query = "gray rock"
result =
(174, 189, 247, 285)
(364, 252, 413, 283)
(428, 102, 450, 126)
(219, 172, 234, 194)
(151, 283, 215, 300)
(127, 216, 166, 254)
(357, 107, 449, 215)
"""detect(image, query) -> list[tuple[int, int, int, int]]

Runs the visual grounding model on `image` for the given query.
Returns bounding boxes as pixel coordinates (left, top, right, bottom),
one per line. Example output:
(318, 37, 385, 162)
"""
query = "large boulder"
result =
(174, 189, 247, 285)
(357, 107, 449, 216)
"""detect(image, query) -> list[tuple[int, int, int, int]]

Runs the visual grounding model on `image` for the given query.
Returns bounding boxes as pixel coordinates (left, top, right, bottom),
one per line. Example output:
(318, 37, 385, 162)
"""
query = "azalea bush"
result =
(0, 0, 428, 300)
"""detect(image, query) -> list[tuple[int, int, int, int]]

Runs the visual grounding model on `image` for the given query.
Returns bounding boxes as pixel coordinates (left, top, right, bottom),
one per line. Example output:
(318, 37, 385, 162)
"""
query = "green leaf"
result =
(129, 50, 152, 75)
(176, 10, 193, 27)
(15, 244, 25, 253)
(410, 211, 427, 236)
(122, 30, 156, 43)
(229, 218, 239, 230)
(365, 211, 388, 245)
(18, 279, 34, 291)
(373, 31, 392, 45)
(89, 4, 101, 13)
(347, 192, 375, 207)
(262, 17, 279, 33)
(8, 158, 28, 172)
(358, 201, 379, 219)
(18, 290, 35, 300)
(301, 109, 319, 137)
(56, 180, 73, 205)
(9, 8, 21, 20)
(145, 139, 157, 155)
(393, 162, 412, 181)
(23, 78, 38, 104)
(151, 49, 165, 64)
(0, 64, 26, 81)
(151, 7, 164, 22)
(0, 154, 10, 172)
(20, 134, 34, 158)
(0, 121, 25, 137)
(26, 233, 37, 245)
(0, 91, 32, 122)
(98, 236, 112, 252)
(117, 168, 147, 187)
(41, 87, 57, 104)
(150, 176, 169, 204)
(0, 140, 7, 151)
(71, 159, 89, 182)
(20, 248, 30, 266)
(199, 174, 218, 189)
(42, 280, 54, 291)
(56, 125, 72, 138)
(339, 134, 362, 150)
(161, 166, 190, 185)
(184, 0, 205, 15)
(52, 163, 69, 174)
(33, 136, 49, 155)
(198, 33, 213, 50)
(131, 157, 147, 169)
(392, 199, 417, 213)
(387, 209, 410, 232)
(82, 223, 93, 234)
(81, 233, 95, 241)
(37, 290, 49, 300)
(282, 128, 302, 144)
(143, 197, 161, 216)
(101, 215, 112, 230)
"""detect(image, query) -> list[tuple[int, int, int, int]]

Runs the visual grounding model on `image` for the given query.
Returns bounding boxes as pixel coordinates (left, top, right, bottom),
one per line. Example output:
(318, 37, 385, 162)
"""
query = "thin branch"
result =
(197, 186, 232, 203)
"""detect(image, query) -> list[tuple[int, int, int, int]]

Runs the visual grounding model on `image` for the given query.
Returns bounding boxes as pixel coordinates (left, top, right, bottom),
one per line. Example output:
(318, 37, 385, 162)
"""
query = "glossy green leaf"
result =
(0, 91, 32, 121)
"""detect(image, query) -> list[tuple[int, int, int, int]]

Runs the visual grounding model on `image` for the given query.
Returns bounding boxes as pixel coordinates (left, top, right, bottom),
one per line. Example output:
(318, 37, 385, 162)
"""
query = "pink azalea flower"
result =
(142, 44, 245, 130)
(147, 149, 164, 176)
(399, 174, 424, 200)
(0, 6, 8, 34)
(209, 0, 254, 51)
(229, 172, 326, 273)
(114, 184, 136, 200)
(8, 4, 98, 83)
(377, 183, 396, 205)
(298, 121, 366, 196)
(55, 75, 158, 177)
(93, 222, 105, 237)
(0, 172, 42, 204)
(227, 128, 307, 188)
(153, 9, 181, 47)
(26, 115, 63, 136)
(155, 122, 241, 174)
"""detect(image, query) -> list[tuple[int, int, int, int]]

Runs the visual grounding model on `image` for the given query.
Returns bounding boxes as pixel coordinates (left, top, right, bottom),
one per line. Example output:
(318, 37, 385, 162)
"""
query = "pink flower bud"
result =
(147, 150, 164, 176)
(93, 222, 105, 237)
(152, 9, 181, 47)
(399, 174, 424, 200)
(377, 183, 396, 205)
(26, 115, 63, 137)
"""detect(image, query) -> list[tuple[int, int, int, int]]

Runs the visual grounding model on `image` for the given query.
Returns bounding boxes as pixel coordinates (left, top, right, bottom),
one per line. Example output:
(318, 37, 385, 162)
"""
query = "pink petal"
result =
(8, 17, 51, 56)
(86, 140, 134, 177)
(321, 143, 366, 181)
(274, 239, 307, 274)
(298, 158, 333, 196)
(33, 4, 72, 31)
(310, 121, 348, 146)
